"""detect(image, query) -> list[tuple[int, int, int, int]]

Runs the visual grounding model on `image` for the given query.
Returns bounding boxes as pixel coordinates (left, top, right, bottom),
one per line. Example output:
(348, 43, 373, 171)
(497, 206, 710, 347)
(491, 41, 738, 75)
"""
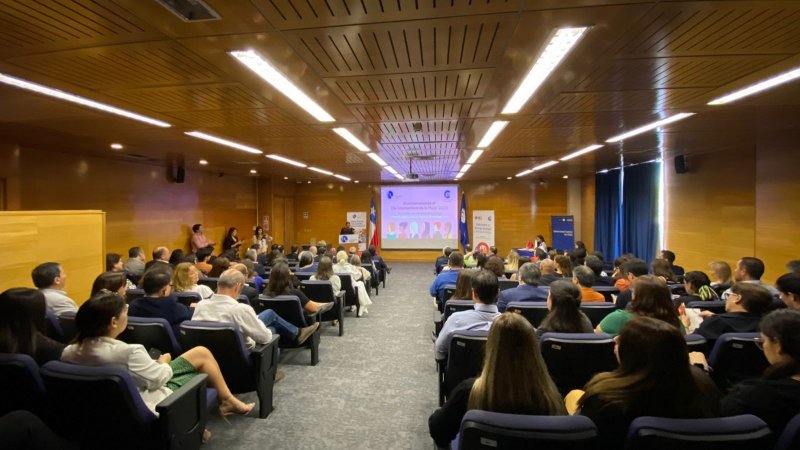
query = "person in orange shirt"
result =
(573, 266, 606, 302)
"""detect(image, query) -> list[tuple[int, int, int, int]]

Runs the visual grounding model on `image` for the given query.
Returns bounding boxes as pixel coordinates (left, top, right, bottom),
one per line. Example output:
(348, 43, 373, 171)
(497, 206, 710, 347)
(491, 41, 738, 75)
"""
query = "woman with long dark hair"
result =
(90, 271, 128, 298)
(597, 275, 684, 335)
(265, 261, 331, 314)
(536, 279, 593, 337)
(207, 257, 230, 278)
(428, 313, 565, 447)
(675, 270, 719, 306)
(776, 272, 800, 309)
(451, 270, 475, 300)
(222, 227, 242, 253)
(0, 288, 65, 365)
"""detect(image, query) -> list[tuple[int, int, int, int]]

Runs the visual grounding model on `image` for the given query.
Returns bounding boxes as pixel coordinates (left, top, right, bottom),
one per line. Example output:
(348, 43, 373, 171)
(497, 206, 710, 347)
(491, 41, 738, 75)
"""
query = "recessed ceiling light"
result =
(307, 180, 311, 184)
(250, 169, 257, 174)
(283, 176, 288, 180)
(466, 149, 484, 165)
(309, 166, 333, 176)
(334, 174, 351, 181)
(354, 180, 359, 184)
(515, 169, 534, 177)
(229, 50, 335, 122)
(605, 113, 695, 143)
(333, 128, 371, 152)
(110, 143, 124, 150)
(454, 173, 464, 180)
(266, 154, 307, 168)
(533, 160, 559, 171)
(199, 159, 208, 165)
(708, 66, 800, 105)
(185, 131, 262, 154)
(385, 166, 400, 176)
(459, 163, 473, 174)
(0, 73, 171, 128)
(502, 27, 589, 114)
(506, 176, 512, 180)
(367, 152, 388, 166)
(477, 121, 509, 148)
(559, 144, 604, 161)
(563, 175, 569, 179)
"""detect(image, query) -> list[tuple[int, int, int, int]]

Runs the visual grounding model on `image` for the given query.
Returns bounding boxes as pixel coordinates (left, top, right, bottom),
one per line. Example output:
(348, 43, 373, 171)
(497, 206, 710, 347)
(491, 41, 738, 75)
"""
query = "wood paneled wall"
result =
(0, 210, 104, 303)
(0, 140, 257, 277)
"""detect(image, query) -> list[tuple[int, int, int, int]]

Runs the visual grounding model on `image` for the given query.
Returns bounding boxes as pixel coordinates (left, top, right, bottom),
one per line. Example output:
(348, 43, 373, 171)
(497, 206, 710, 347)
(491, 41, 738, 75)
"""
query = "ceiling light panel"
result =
(559, 144, 604, 161)
(515, 169, 534, 177)
(333, 128, 371, 152)
(334, 174, 351, 181)
(533, 160, 559, 171)
(708, 66, 800, 105)
(309, 166, 333, 176)
(477, 121, 509, 148)
(502, 27, 589, 114)
(266, 154, 307, 167)
(185, 131, 262, 154)
(367, 152, 388, 166)
(605, 113, 695, 143)
(466, 150, 484, 165)
(229, 50, 335, 122)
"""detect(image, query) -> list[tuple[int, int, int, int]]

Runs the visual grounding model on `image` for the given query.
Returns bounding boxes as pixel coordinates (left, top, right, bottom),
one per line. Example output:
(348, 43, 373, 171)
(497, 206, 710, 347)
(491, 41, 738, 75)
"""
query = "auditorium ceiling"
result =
(1, 0, 799, 182)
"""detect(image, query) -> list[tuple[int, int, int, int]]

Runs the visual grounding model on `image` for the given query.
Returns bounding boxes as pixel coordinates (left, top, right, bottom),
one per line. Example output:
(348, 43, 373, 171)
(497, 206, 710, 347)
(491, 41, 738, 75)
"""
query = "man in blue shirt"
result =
(435, 269, 500, 358)
(496, 263, 549, 312)
(430, 251, 463, 307)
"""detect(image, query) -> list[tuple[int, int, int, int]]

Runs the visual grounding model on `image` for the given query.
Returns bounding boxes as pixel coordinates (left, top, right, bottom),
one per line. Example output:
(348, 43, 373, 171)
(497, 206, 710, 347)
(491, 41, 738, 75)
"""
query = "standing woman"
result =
(222, 227, 243, 254)
(252, 226, 271, 253)
(534, 235, 548, 252)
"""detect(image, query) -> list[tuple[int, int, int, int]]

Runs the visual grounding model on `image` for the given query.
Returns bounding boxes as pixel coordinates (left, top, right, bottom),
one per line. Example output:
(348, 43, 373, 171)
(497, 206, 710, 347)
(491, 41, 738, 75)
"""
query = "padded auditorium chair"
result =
(437, 329, 489, 406)
(255, 295, 321, 365)
(433, 299, 475, 338)
(498, 279, 517, 291)
(178, 321, 279, 418)
(125, 288, 146, 303)
(175, 291, 202, 308)
(686, 300, 727, 314)
(45, 309, 65, 343)
(708, 332, 769, 391)
(57, 310, 78, 343)
(0, 353, 47, 417)
(453, 411, 598, 450)
(197, 277, 218, 292)
(361, 264, 380, 296)
(775, 413, 800, 450)
(295, 273, 313, 282)
(579, 302, 616, 327)
(41, 361, 210, 450)
(540, 332, 618, 396)
(337, 273, 361, 317)
(507, 302, 549, 327)
(625, 415, 773, 450)
(592, 286, 620, 303)
(118, 317, 182, 356)
(301, 280, 344, 336)
(684, 334, 708, 352)
(443, 284, 457, 302)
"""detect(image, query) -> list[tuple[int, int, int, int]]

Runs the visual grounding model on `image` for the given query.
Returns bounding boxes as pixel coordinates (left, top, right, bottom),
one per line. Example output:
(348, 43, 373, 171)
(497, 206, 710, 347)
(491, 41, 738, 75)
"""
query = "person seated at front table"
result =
(32, 262, 77, 315)
(172, 262, 214, 300)
(429, 252, 464, 307)
(535, 279, 593, 338)
(190, 223, 215, 253)
(597, 275, 685, 336)
(683, 282, 772, 343)
(128, 270, 192, 335)
(435, 270, 500, 359)
(572, 266, 605, 302)
(496, 263, 549, 312)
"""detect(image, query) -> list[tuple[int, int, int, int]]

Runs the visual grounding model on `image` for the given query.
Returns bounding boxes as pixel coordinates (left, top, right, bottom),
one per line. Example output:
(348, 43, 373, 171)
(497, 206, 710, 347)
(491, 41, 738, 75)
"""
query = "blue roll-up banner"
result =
(551, 215, 575, 251)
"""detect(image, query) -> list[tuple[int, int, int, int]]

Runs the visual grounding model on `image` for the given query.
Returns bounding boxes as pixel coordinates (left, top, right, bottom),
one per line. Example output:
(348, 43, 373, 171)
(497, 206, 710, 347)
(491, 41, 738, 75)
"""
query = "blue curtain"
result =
(594, 169, 622, 260)
(622, 162, 659, 263)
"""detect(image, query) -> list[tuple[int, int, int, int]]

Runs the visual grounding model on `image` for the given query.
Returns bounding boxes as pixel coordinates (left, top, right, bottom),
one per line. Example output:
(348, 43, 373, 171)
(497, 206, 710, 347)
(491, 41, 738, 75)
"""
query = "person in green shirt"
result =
(597, 275, 685, 335)
(463, 244, 478, 268)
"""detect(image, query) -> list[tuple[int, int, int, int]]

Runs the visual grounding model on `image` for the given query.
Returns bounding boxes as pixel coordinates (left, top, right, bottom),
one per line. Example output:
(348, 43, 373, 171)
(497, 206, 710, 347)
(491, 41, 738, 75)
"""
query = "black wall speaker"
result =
(175, 166, 185, 183)
(674, 155, 688, 174)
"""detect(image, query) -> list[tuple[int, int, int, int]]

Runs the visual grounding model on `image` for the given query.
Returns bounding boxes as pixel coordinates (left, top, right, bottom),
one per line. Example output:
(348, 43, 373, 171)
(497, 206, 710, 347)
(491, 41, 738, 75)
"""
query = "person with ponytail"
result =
(675, 271, 719, 306)
(536, 279, 593, 338)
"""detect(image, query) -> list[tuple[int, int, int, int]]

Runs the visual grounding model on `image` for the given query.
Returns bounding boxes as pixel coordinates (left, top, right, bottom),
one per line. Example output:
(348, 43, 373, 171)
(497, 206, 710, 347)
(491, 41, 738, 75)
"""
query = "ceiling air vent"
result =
(155, 0, 221, 22)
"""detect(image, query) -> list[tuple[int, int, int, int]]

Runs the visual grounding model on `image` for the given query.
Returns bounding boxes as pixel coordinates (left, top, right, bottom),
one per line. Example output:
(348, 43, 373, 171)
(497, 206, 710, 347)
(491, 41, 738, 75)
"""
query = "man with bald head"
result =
(538, 259, 562, 286)
(144, 246, 171, 273)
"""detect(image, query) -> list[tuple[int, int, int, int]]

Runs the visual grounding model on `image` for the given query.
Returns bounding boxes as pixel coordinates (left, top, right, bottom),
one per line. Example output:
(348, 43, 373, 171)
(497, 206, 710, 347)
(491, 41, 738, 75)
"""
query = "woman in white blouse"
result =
(310, 256, 341, 295)
(61, 292, 254, 421)
(172, 263, 214, 300)
(333, 251, 372, 316)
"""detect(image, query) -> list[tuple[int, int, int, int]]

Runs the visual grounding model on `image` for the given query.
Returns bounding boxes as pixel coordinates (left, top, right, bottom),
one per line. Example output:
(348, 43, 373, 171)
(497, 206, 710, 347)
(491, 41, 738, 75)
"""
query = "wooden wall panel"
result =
(0, 210, 104, 304)
(581, 174, 596, 252)
(293, 183, 376, 248)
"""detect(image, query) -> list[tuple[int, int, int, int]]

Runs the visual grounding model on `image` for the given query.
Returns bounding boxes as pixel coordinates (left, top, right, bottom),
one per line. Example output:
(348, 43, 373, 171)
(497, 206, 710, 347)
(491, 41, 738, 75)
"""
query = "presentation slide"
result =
(380, 185, 459, 250)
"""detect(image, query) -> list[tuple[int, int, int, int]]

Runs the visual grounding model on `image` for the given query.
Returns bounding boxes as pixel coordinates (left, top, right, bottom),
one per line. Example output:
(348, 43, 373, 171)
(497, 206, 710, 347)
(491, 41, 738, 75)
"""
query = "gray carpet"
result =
(205, 262, 438, 450)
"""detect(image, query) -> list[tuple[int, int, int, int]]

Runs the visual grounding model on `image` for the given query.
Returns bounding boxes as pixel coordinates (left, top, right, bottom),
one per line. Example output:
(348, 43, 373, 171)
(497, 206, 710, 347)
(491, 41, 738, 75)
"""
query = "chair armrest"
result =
(335, 290, 345, 299)
(251, 335, 280, 374)
(156, 373, 208, 450)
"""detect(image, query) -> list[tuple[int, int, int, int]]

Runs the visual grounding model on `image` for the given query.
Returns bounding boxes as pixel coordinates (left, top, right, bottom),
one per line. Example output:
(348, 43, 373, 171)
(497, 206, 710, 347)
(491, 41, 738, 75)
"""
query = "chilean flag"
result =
(369, 197, 379, 249)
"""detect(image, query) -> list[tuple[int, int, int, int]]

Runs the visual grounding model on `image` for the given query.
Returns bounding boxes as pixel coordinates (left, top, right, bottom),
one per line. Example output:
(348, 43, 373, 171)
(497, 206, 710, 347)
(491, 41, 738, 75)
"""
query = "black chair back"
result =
(255, 295, 320, 365)
(443, 299, 474, 322)
(498, 279, 517, 291)
(337, 273, 359, 312)
(119, 317, 182, 355)
(178, 321, 253, 393)
(175, 291, 202, 307)
(300, 280, 336, 303)
(708, 333, 769, 391)
(443, 284, 457, 302)
(45, 309, 65, 342)
(197, 277, 219, 291)
(686, 300, 726, 314)
(507, 302, 549, 327)
(57, 310, 78, 343)
(626, 415, 772, 450)
(458, 411, 598, 450)
(0, 353, 46, 417)
(592, 286, 620, 303)
(445, 330, 489, 397)
(125, 288, 145, 303)
(540, 333, 618, 396)
(579, 302, 616, 327)
(296, 273, 312, 282)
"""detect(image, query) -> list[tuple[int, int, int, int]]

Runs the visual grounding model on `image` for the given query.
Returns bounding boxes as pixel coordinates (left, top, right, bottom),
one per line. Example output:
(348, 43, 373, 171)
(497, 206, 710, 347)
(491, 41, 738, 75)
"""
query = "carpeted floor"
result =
(205, 262, 438, 450)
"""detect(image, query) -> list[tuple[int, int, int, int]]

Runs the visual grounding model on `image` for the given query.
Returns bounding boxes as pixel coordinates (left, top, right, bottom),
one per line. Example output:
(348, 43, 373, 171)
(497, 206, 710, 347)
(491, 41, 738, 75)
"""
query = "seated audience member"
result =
(450, 270, 476, 300)
(584, 255, 613, 286)
(776, 273, 800, 309)
(430, 252, 464, 306)
(611, 255, 631, 280)
(504, 250, 520, 273)
(463, 244, 477, 268)
(475, 252, 488, 270)
(63, 292, 254, 418)
(231, 263, 260, 305)
(241, 259, 264, 292)
(90, 271, 128, 298)
(190, 223, 215, 253)
(128, 270, 192, 335)
(574, 317, 719, 448)
(314, 246, 327, 263)
(436, 247, 452, 274)
(709, 260, 734, 287)
(532, 248, 548, 263)
(536, 280, 593, 338)
(286, 245, 299, 261)
(360, 250, 376, 271)
(787, 260, 800, 274)
(195, 269, 318, 348)
(674, 271, 719, 306)
(435, 270, 500, 359)
(727, 257, 780, 298)
(32, 262, 77, 315)
(207, 257, 231, 278)
(265, 261, 334, 315)
(182, 253, 197, 265)
(222, 227, 243, 254)
(496, 263, 549, 312)
(651, 258, 677, 283)
(660, 250, 685, 276)
(195, 247, 213, 275)
(489, 246, 499, 257)
(614, 259, 650, 309)
(265, 249, 282, 268)
(168, 249, 185, 267)
(717, 309, 800, 434)
(554, 255, 573, 278)
(369, 246, 388, 273)
(428, 312, 565, 447)
(244, 248, 263, 274)
(144, 247, 171, 273)
(484, 256, 506, 279)
(598, 275, 685, 336)
(123, 246, 146, 278)
(573, 266, 605, 302)
(573, 241, 588, 266)
(310, 256, 342, 297)
(333, 251, 373, 314)
(538, 259, 562, 286)
(349, 254, 371, 282)
(172, 262, 214, 300)
(0, 288, 65, 365)
(107, 253, 136, 289)
(220, 248, 239, 263)
(296, 251, 317, 273)
(687, 282, 772, 342)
